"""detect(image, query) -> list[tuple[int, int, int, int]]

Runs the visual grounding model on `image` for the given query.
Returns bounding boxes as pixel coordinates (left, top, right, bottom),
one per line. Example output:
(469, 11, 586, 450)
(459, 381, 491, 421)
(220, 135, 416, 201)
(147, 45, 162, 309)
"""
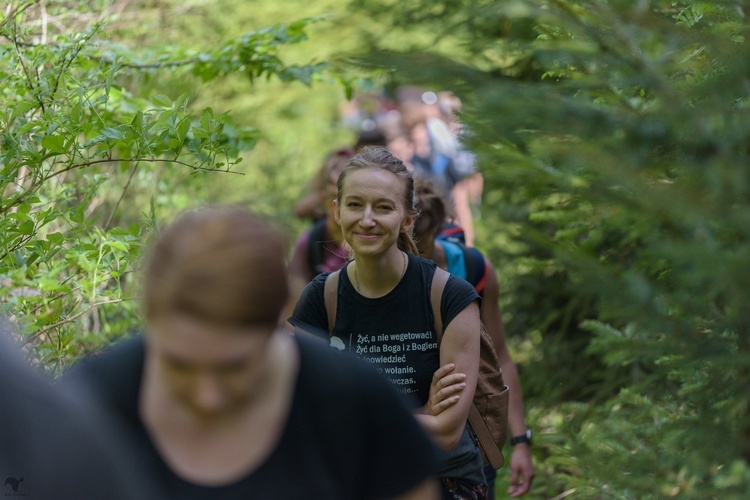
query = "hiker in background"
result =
(288, 148, 353, 313)
(291, 147, 488, 499)
(397, 94, 479, 247)
(414, 180, 535, 498)
(294, 148, 354, 222)
(64, 206, 441, 499)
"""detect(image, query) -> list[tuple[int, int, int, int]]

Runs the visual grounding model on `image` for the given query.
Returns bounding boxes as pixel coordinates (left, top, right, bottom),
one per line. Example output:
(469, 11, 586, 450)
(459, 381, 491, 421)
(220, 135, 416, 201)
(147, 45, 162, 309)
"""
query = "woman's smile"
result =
(355, 232, 380, 239)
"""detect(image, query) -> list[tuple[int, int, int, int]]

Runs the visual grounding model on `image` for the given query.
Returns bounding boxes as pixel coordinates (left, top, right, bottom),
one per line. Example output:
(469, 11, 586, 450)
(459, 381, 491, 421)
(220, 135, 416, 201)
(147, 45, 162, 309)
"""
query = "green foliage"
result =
(0, 0, 332, 373)
(354, 0, 750, 496)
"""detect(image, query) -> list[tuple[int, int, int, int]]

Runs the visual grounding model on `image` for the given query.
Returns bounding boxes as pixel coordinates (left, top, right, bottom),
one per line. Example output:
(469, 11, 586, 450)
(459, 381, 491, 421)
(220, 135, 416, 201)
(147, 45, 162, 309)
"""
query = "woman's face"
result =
(147, 314, 272, 422)
(333, 168, 415, 259)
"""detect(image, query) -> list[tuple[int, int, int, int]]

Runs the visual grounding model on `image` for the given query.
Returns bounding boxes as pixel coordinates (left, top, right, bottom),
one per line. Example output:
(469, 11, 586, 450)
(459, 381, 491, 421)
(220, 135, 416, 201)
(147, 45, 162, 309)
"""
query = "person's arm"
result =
(450, 179, 474, 247)
(482, 262, 535, 497)
(415, 301, 480, 450)
(417, 362, 467, 417)
(392, 478, 440, 500)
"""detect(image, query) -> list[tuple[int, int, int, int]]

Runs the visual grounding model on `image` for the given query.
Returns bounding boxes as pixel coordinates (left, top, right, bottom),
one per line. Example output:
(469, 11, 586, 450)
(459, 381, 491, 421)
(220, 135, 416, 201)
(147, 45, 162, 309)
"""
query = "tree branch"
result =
(92, 56, 202, 69)
(23, 297, 136, 346)
(9, 21, 45, 112)
(1, 1, 41, 31)
(1, 156, 243, 215)
(104, 161, 139, 229)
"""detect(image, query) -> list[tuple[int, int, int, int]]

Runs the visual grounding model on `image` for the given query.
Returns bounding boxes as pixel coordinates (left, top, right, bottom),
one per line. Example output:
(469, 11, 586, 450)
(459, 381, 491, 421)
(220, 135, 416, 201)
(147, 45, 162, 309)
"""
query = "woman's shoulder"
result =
(298, 271, 333, 298)
(61, 335, 146, 421)
(289, 272, 336, 333)
(410, 253, 437, 274)
(67, 335, 145, 381)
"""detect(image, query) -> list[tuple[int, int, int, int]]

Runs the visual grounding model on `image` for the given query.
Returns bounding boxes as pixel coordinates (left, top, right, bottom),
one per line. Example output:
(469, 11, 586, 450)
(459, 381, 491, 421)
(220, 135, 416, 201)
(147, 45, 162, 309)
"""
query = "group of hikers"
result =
(2, 89, 536, 499)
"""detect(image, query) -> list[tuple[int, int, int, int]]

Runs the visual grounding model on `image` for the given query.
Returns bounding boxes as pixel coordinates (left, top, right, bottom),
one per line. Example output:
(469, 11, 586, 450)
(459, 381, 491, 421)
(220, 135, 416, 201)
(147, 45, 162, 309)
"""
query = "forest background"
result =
(2, 0, 749, 498)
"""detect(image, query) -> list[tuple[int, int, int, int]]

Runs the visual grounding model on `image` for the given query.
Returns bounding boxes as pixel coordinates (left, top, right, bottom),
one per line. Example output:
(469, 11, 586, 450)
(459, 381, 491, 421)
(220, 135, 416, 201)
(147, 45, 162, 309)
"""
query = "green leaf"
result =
(42, 135, 67, 154)
(11, 101, 37, 120)
(19, 220, 35, 235)
(47, 232, 65, 245)
(176, 117, 191, 142)
(69, 207, 85, 224)
(101, 127, 125, 140)
(152, 94, 172, 107)
(39, 278, 65, 292)
(109, 241, 129, 252)
(8, 213, 31, 222)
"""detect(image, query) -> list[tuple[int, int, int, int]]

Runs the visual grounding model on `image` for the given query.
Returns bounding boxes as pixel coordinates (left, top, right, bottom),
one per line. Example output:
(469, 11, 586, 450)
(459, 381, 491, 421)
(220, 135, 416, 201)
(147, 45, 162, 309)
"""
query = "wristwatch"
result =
(509, 429, 532, 446)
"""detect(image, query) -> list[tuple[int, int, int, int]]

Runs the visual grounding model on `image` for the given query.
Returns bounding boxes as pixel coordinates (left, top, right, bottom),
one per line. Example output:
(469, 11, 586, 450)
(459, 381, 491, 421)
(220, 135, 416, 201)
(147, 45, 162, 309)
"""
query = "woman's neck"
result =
(349, 248, 408, 298)
(138, 330, 300, 485)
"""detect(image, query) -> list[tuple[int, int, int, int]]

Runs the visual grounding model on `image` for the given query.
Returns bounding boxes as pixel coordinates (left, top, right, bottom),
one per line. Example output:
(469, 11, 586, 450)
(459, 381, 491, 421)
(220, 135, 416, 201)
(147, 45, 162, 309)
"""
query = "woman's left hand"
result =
(421, 363, 467, 416)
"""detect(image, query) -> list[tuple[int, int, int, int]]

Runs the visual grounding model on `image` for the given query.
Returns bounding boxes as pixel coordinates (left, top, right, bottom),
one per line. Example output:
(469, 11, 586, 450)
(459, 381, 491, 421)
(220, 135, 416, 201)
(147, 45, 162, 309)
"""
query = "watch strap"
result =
(510, 430, 532, 446)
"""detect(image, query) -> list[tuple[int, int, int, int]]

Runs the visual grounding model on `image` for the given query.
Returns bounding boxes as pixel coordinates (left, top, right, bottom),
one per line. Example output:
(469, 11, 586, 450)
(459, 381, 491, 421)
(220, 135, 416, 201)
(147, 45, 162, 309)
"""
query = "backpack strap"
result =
(323, 270, 340, 334)
(462, 245, 478, 285)
(461, 245, 489, 296)
(438, 222, 466, 245)
(307, 218, 328, 276)
(430, 266, 450, 343)
(431, 264, 507, 469)
(469, 404, 505, 468)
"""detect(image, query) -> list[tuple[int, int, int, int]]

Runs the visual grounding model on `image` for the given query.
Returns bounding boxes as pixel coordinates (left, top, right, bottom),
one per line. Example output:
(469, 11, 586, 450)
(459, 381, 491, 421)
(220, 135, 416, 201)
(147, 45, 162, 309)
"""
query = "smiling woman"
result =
(63, 206, 441, 500)
(291, 147, 487, 499)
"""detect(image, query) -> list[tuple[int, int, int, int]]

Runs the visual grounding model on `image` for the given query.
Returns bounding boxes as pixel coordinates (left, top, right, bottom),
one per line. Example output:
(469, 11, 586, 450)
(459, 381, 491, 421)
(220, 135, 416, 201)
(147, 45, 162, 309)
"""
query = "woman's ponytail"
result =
(398, 231, 420, 256)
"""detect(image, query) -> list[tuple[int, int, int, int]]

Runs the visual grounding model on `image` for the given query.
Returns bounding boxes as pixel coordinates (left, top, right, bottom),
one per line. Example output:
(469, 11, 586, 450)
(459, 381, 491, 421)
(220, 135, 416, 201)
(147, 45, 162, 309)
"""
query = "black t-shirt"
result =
(290, 254, 486, 485)
(64, 333, 439, 500)
(290, 253, 479, 407)
(0, 333, 160, 500)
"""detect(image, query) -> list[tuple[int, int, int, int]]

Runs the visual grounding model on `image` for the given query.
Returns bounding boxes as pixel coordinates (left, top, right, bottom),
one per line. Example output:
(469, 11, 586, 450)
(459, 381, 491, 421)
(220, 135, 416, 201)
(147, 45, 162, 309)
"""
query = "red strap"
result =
(474, 257, 490, 295)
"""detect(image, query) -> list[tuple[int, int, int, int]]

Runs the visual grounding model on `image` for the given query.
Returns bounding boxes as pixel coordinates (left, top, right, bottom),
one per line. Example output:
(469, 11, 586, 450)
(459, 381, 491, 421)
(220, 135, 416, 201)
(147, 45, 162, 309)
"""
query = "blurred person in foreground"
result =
(0, 325, 161, 499)
(414, 181, 535, 497)
(64, 206, 441, 499)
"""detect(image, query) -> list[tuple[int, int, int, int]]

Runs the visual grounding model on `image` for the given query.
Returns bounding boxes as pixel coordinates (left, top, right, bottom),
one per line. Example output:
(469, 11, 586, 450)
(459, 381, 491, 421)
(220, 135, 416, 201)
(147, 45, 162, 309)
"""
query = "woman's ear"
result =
(402, 213, 416, 234)
(332, 199, 341, 225)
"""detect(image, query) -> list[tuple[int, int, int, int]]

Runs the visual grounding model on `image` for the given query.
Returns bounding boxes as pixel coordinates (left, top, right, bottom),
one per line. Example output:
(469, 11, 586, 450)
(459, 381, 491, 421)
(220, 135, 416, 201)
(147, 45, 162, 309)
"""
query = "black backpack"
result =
(306, 218, 330, 276)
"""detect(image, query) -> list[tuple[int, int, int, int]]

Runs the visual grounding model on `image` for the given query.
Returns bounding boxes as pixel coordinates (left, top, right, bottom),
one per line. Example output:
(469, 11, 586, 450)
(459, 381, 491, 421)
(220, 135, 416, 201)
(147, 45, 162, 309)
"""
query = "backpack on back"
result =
(439, 240, 489, 296)
(306, 218, 329, 277)
(437, 221, 466, 245)
(322, 266, 509, 469)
